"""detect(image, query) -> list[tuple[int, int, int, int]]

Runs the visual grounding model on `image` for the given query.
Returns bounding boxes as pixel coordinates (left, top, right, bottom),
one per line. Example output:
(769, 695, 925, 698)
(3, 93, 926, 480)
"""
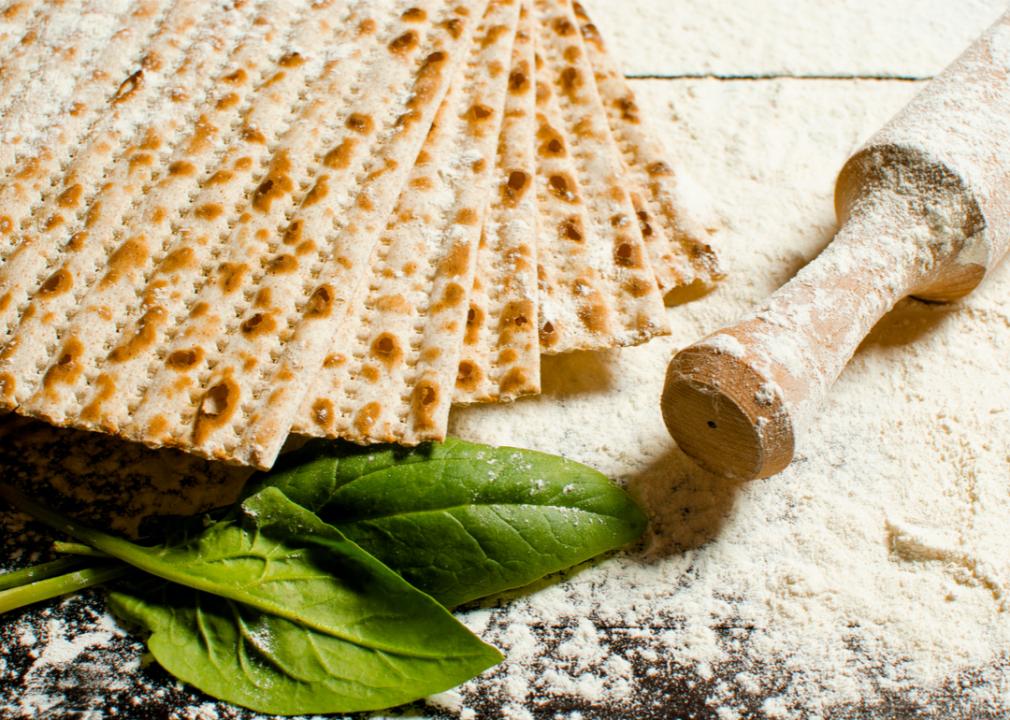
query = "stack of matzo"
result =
(0, 0, 721, 469)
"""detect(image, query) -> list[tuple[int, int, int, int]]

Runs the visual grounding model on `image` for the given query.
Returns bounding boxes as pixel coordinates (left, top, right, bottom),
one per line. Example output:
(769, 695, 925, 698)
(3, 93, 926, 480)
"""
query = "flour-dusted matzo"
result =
(0, 1, 169, 177)
(0, 1, 46, 58)
(0, 0, 90, 143)
(532, 0, 668, 354)
(0, 0, 249, 411)
(0, 0, 691, 466)
(104, 0, 419, 459)
(454, 0, 539, 404)
(20, 0, 318, 429)
(0, 0, 187, 268)
(226, 0, 490, 465)
(115, 0, 488, 467)
(0, 0, 150, 182)
(0, 1, 137, 171)
(573, 0, 722, 292)
(293, 0, 519, 444)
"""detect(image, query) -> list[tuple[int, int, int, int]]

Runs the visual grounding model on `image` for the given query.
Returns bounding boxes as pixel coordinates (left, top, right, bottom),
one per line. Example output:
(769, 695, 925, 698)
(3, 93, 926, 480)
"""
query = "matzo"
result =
(0, 0, 256, 411)
(572, 0, 723, 292)
(0, 0, 138, 169)
(0, 0, 700, 467)
(453, 0, 539, 404)
(0, 1, 171, 197)
(0, 0, 183, 267)
(121, 0, 489, 467)
(27, 0, 383, 432)
(0, 2, 44, 57)
(532, 0, 668, 354)
(292, 0, 519, 443)
(19, 0, 319, 428)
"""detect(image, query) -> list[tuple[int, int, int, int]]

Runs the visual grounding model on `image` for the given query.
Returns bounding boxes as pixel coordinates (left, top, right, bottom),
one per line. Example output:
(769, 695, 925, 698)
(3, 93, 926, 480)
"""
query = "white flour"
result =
(582, 0, 1006, 78)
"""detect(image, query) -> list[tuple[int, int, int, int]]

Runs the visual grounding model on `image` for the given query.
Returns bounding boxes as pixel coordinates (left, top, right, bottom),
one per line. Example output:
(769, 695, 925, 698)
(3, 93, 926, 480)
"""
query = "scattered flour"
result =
(699, 333, 747, 358)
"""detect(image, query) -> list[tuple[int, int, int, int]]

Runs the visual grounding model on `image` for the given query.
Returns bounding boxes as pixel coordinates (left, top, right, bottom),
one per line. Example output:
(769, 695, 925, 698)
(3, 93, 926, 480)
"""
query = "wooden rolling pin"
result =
(662, 12, 1010, 480)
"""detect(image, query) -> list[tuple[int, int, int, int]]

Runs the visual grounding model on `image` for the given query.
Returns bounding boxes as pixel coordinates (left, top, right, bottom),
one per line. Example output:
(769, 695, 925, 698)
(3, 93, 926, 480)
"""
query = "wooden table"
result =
(2, 2, 1009, 718)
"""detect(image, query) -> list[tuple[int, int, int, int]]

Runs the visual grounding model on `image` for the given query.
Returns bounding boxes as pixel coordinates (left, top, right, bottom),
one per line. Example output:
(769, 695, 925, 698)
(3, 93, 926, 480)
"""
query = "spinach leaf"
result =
(4, 485, 501, 715)
(249, 438, 647, 608)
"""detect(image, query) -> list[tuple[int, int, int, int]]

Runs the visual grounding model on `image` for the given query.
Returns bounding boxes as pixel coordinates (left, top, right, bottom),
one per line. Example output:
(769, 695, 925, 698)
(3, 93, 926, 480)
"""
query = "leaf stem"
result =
(0, 564, 127, 615)
(53, 541, 108, 558)
(0, 556, 88, 591)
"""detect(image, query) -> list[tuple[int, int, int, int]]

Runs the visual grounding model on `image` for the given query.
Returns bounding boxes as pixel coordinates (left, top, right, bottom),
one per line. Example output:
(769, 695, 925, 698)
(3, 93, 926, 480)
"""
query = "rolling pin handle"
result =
(662, 198, 933, 480)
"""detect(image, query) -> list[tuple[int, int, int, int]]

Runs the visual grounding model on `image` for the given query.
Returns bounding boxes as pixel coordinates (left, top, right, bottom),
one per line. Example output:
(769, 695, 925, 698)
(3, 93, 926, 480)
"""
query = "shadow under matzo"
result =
(0, 416, 250, 538)
(540, 349, 618, 398)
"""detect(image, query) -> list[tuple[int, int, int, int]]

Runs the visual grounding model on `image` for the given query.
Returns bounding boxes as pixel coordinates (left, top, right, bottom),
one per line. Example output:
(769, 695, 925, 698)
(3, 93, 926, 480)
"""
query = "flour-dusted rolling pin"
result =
(662, 12, 1010, 480)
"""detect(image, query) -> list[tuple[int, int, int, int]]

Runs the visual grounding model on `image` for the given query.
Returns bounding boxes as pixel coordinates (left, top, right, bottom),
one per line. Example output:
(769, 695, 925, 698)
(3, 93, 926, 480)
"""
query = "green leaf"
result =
(249, 438, 647, 608)
(2, 484, 501, 715)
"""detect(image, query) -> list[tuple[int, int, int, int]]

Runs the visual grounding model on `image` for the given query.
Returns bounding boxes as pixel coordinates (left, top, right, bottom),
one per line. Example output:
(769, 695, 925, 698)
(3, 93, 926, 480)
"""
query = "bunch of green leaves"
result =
(0, 438, 646, 715)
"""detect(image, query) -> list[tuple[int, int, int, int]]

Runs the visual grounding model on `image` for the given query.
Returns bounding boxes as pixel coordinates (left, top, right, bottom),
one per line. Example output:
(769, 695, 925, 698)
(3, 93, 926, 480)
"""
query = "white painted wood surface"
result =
(581, 0, 1006, 76)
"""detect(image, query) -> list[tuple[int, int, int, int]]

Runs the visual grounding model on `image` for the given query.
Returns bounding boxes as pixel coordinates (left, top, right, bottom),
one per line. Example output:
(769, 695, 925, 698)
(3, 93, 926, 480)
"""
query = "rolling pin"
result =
(662, 12, 1010, 480)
